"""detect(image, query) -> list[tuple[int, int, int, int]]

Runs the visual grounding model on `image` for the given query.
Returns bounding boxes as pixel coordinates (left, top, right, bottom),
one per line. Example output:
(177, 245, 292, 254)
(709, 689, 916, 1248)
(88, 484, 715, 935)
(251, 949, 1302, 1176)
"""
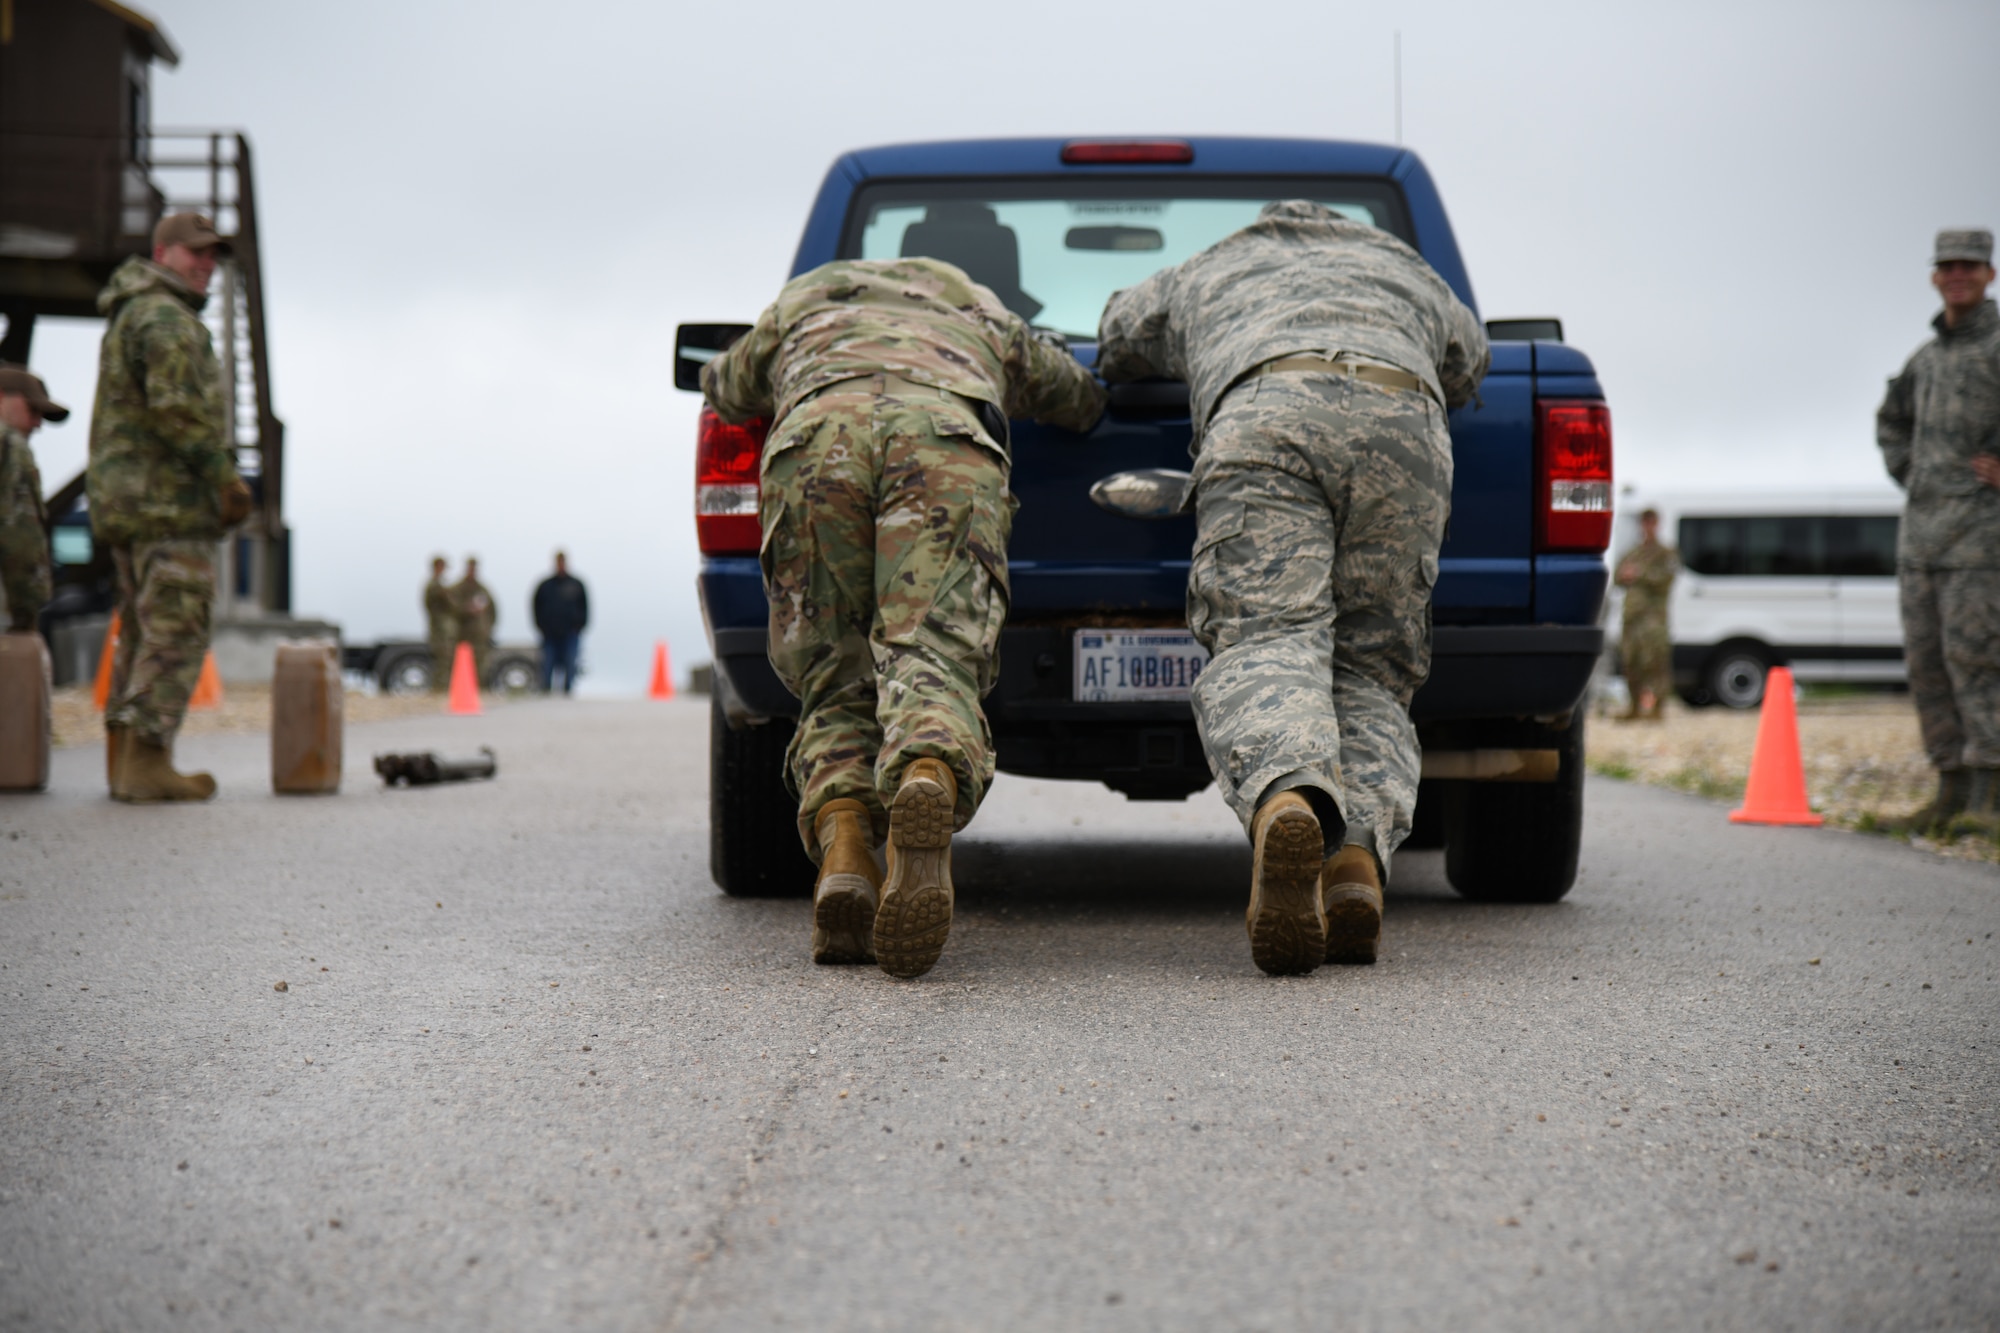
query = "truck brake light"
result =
(1060, 139, 1194, 165)
(1535, 399, 1613, 553)
(695, 406, 768, 555)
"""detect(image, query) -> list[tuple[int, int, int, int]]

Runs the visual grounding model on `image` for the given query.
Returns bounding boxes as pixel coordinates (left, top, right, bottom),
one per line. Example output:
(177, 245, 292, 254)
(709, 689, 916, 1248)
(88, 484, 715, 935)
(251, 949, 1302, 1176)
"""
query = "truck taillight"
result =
(695, 407, 768, 555)
(1534, 399, 1613, 553)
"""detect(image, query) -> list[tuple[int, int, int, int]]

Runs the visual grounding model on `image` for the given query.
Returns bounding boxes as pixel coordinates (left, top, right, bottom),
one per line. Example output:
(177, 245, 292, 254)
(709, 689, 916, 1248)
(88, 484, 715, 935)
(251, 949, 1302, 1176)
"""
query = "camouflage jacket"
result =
(701, 258, 1106, 446)
(452, 577, 495, 637)
(1097, 200, 1489, 449)
(1616, 537, 1677, 627)
(0, 426, 45, 534)
(424, 577, 456, 632)
(86, 258, 240, 545)
(1877, 298, 2000, 568)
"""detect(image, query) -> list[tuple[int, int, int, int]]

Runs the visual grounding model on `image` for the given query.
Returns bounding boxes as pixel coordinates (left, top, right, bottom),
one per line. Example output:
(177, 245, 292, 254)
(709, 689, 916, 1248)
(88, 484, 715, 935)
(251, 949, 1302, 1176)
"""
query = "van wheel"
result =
(1442, 713, 1584, 903)
(1705, 642, 1771, 710)
(710, 693, 815, 897)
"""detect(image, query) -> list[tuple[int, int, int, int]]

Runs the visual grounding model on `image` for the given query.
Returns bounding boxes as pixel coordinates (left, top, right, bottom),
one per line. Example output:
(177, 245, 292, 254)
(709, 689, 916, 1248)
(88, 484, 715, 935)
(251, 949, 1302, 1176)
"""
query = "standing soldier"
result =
(452, 556, 496, 685)
(0, 366, 68, 632)
(89, 213, 253, 803)
(702, 257, 1104, 978)
(423, 556, 456, 691)
(1614, 507, 1678, 721)
(1878, 227, 2000, 830)
(1099, 200, 1488, 976)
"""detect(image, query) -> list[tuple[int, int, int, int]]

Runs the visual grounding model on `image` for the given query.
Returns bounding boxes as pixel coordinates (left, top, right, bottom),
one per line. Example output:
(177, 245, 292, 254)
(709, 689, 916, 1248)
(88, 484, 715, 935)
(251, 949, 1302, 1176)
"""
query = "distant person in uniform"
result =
(423, 556, 456, 691)
(1099, 200, 1488, 976)
(1614, 507, 1678, 721)
(1878, 227, 2000, 830)
(89, 213, 254, 803)
(0, 366, 67, 632)
(531, 550, 588, 694)
(703, 257, 1104, 978)
(452, 557, 496, 684)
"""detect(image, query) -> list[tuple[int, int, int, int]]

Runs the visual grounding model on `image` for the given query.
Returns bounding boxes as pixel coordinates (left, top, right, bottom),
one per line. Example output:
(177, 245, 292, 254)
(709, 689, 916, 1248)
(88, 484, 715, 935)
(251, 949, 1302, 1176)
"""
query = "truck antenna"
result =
(1394, 31, 1403, 145)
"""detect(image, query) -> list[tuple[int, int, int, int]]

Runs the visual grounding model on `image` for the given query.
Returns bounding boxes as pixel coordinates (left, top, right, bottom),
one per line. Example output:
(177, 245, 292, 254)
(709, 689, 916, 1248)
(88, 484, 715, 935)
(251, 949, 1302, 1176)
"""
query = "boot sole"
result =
(813, 873, 878, 965)
(875, 775, 953, 979)
(1322, 884, 1381, 965)
(1247, 805, 1326, 976)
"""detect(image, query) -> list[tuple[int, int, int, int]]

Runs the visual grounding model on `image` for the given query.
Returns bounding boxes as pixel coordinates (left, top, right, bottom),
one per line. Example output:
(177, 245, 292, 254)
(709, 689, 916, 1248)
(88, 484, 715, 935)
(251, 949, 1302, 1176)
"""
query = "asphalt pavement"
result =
(1, 699, 1995, 1331)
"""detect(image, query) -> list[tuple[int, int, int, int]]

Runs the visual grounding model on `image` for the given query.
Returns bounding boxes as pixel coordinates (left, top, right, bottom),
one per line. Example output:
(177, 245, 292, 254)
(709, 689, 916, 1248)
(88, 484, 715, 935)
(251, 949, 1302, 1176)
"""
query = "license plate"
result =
(1072, 629, 1209, 702)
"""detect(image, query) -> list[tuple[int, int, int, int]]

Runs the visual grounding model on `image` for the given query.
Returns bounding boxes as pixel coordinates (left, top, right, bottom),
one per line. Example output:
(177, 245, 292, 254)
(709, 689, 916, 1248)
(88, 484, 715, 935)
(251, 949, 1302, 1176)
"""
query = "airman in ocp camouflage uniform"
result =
(1877, 227, 2000, 828)
(424, 556, 456, 691)
(1615, 508, 1677, 720)
(0, 366, 68, 633)
(89, 213, 254, 804)
(451, 557, 495, 684)
(1100, 200, 1488, 976)
(703, 256, 1105, 979)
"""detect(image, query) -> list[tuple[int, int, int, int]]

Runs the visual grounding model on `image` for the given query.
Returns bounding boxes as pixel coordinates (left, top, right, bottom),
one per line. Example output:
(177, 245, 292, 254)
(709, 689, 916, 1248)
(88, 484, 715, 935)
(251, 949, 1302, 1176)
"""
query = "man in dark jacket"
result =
(531, 551, 588, 694)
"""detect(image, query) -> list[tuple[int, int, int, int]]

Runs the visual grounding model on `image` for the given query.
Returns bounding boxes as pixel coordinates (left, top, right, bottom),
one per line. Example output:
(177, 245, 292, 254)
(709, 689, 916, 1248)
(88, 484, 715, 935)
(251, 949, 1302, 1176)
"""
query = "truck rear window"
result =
(1679, 515, 1899, 578)
(842, 178, 1413, 339)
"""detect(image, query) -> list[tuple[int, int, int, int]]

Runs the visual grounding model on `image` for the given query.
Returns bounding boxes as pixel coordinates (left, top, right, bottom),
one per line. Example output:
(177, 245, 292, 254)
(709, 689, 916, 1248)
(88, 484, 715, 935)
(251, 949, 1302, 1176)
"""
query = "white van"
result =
(1609, 488, 1906, 709)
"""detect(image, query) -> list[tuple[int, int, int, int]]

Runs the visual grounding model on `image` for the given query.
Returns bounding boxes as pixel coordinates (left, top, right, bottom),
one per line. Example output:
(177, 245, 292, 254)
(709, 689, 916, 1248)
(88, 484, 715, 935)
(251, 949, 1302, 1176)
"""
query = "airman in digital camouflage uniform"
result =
(424, 556, 457, 690)
(1878, 227, 2000, 829)
(1614, 507, 1677, 720)
(0, 366, 68, 633)
(703, 256, 1105, 979)
(90, 213, 254, 803)
(1100, 200, 1488, 976)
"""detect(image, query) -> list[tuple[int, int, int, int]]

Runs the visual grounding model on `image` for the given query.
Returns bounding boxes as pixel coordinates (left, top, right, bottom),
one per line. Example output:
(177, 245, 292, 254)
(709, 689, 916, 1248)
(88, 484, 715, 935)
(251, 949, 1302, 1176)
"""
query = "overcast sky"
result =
(25, 0, 2000, 692)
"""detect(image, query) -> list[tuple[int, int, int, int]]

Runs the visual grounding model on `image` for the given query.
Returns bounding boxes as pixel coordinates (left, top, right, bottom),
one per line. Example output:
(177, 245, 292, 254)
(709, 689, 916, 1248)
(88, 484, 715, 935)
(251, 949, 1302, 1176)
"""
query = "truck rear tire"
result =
(710, 694, 816, 898)
(1441, 714, 1585, 903)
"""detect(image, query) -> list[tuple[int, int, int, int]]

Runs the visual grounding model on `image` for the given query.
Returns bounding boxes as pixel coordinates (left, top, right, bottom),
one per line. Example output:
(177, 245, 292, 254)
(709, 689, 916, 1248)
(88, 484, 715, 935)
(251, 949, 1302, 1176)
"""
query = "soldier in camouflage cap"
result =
(0, 366, 67, 633)
(424, 556, 457, 691)
(451, 557, 496, 684)
(704, 256, 1105, 979)
(89, 212, 254, 803)
(1614, 508, 1678, 720)
(1100, 200, 1488, 976)
(1878, 227, 2000, 829)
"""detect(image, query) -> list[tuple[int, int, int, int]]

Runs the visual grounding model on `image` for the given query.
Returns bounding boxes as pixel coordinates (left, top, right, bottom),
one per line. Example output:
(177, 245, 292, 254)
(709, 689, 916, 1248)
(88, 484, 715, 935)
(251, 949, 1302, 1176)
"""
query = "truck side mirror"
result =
(674, 323, 754, 392)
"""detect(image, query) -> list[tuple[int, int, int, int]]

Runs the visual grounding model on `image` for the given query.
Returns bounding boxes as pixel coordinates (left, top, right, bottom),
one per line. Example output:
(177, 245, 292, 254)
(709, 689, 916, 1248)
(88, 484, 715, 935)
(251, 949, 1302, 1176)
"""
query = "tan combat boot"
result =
(874, 758, 957, 979)
(115, 735, 217, 804)
(1321, 845, 1384, 965)
(1245, 790, 1327, 976)
(812, 798, 882, 965)
(1882, 770, 1970, 835)
(105, 723, 128, 797)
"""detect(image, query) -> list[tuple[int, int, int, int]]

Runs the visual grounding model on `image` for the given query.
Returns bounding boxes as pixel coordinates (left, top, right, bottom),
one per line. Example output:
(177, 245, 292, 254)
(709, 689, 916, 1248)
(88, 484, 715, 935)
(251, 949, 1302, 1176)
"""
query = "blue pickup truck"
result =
(676, 137, 1610, 904)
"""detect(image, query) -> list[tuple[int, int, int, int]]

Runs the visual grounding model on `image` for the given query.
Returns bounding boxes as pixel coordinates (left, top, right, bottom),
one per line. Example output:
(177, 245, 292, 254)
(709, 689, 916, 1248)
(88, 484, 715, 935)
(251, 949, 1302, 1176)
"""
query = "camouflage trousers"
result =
(0, 507, 50, 632)
(1621, 613, 1672, 705)
(428, 626, 456, 691)
(1900, 564, 2000, 769)
(106, 539, 217, 745)
(1187, 371, 1452, 874)
(760, 375, 1012, 854)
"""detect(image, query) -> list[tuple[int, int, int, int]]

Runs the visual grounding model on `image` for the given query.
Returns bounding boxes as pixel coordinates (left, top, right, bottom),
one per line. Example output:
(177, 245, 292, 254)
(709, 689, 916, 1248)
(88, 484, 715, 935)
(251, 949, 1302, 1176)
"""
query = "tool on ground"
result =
(272, 641, 342, 794)
(1729, 665, 1822, 827)
(374, 747, 497, 787)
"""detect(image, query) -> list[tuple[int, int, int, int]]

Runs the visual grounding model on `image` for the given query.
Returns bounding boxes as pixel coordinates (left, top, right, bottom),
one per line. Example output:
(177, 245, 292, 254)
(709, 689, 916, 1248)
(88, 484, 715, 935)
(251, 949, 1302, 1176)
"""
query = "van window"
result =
(1679, 514, 1898, 578)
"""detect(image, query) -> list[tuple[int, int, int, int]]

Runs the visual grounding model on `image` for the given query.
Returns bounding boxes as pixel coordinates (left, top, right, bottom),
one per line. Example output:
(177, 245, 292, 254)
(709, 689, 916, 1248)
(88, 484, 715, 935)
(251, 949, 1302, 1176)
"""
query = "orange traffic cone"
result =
(92, 611, 122, 710)
(447, 642, 482, 716)
(187, 650, 224, 711)
(648, 642, 675, 700)
(1729, 666, 1822, 826)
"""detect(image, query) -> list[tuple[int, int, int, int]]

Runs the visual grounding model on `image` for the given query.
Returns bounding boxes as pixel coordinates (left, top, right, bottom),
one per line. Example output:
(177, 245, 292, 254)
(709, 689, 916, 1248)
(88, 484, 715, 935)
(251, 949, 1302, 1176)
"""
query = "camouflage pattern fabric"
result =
(1900, 565, 2000, 770)
(105, 539, 216, 745)
(86, 259, 240, 546)
(0, 427, 50, 631)
(702, 257, 1105, 434)
(1185, 372, 1453, 874)
(1877, 297, 2000, 570)
(451, 577, 495, 680)
(1615, 537, 1678, 703)
(424, 576, 457, 691)
(760, 378, 1018, 848)
(1098, 200, 1490, 450)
